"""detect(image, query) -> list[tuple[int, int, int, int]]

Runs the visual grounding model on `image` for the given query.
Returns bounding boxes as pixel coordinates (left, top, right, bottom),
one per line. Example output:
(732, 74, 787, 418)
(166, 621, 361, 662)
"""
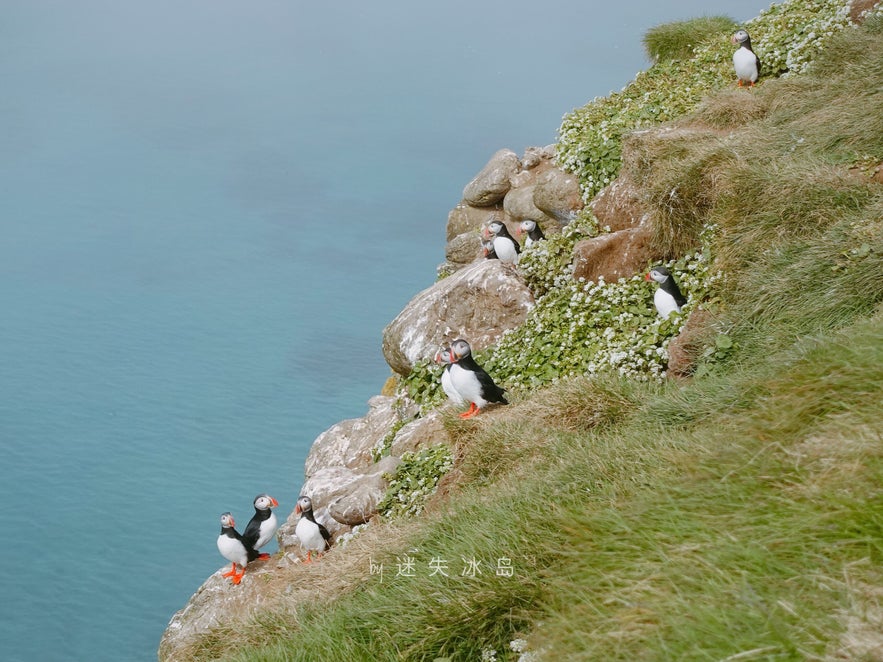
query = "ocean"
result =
(0, 1, 770, 659)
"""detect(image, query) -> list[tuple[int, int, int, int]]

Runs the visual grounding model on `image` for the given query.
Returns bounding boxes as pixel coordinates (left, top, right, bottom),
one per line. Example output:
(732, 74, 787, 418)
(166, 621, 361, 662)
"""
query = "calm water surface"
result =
(0, 1, 769, 659)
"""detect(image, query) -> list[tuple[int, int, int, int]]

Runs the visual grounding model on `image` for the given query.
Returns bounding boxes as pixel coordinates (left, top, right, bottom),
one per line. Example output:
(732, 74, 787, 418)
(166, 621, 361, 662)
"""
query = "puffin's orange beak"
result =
(270, 497, 279, 507)
(645, 272, 652, 281)
(516, 227, 522, 236)
(294, 504, 302, 516)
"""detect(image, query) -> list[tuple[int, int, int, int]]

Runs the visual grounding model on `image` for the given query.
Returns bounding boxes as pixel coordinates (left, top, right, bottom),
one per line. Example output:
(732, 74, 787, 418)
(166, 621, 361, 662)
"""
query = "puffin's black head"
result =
(451, 338, 472, 361)
(645, 266, 672, 284)
(732, 29, 752, 49)
(254, 494, 279, 511)
(295, 495, 313, 516)
(220, 512, 236, 529)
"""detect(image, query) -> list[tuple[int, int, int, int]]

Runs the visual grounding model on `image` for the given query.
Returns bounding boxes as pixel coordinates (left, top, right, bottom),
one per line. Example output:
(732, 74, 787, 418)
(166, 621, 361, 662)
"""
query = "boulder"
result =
(571, 224, 659, 283)
(463, 149, 520, 206)
(446, 202, 508, 241)
(382, 259, 535, 375)
(503, 185, 552, 225)
(666, 308, 713, 378)
(389, 410, 450, 457)
(446, 231, 483, 267)
(304, 395, 417, 477)
(589, 172, 651, 233)
(533, 167, 584, 223)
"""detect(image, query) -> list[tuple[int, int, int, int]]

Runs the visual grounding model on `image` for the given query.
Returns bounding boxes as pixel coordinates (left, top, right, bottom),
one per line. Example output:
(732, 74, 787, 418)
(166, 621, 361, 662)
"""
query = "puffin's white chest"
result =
(295, 516, 326, 552)
(654, 288, 681, 319)
(217, 534, 248, 567)
(255, 512, 278, 549)
(733, 47, 758, 82)
(493, 236, 519, 264)
(449, 363, 485, 406)
(441, 366, 465, 405)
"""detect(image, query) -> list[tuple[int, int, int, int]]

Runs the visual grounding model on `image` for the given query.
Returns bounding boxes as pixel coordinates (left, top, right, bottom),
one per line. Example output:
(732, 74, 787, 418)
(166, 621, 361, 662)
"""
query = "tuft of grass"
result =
(643, 15, 738, 63)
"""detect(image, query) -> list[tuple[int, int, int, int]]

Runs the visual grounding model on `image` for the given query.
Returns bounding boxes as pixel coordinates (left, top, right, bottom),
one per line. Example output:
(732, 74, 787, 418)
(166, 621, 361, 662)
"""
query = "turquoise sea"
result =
(0, 1, 769, 659)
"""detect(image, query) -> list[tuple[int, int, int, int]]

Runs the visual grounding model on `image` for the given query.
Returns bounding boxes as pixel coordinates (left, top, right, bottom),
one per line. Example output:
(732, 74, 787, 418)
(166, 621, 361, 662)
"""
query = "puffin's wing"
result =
(319, 522, 332, 549)
(241, 515, 260, 549)
(755, 53, 761, 75)
(475, 367, 508, 404)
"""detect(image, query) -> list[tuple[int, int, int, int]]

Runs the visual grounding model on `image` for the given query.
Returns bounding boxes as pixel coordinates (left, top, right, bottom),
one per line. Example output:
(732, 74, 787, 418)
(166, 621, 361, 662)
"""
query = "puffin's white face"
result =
(520, 220, 536, 234)
(254, 494, 278, 510)
(488, 221, 504, 236)
(647, 267, 670, 284)
(295, 495, 313, 516)
(451, 338, 472, 361)
(732, 30, 750, 45)
(220, 512, 235, 528)
(435, 347, 453, 366)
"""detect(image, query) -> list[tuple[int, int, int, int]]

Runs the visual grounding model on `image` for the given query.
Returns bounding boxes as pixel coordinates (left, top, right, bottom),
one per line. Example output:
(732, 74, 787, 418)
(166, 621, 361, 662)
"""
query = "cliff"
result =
(160, 2, 883, 660)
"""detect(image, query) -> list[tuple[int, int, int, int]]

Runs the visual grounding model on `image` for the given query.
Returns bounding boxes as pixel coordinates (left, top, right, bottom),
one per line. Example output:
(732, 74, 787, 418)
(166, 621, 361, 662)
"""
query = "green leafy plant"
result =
(377, 445, 454, 519)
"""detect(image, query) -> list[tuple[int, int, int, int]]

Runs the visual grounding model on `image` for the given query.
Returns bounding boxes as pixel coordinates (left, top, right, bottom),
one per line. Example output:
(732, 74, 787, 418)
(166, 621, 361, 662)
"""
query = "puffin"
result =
(731, 29, 760, 87)
(294, 495, 331, 563)
(646, 266, 687, 318)
(449, 338, 508, 419)
(216, 512, 259, 585)
(434, 346, 466, 406)
(242, 493, 279, 560)
(517, 219, 546, 247)
(481, 239, 498, 260)
(483, 220, 520, 265)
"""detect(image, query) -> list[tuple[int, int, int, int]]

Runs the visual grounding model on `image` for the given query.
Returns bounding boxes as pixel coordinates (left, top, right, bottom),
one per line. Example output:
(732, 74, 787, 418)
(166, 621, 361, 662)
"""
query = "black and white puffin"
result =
(216, 512, 259, 585)
(434, 346, 466, 406)
(731, 29, 760, 87)
(483, 220, 520, 265)
(449, 338, 508, 419)
(294, 495, 331, 563)
(517, 219, 546, 247)
(645, 265, 687, 318)
(242, 493, 279, 560)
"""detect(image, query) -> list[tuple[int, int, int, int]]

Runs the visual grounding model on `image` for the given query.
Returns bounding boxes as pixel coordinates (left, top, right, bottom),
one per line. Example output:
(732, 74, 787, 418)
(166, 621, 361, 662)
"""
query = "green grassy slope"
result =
(174, 6, 883, 662)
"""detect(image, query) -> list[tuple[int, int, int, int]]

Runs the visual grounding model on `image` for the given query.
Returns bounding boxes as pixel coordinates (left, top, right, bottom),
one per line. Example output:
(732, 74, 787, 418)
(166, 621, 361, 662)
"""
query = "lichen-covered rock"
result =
(381, 259, 535, 375)
(389, 410, 450, 457)
(304, 396, 416, 477)
(571, 225, 659, 283)
(462, 149, 520, 207)
(533, 167, 584, 223)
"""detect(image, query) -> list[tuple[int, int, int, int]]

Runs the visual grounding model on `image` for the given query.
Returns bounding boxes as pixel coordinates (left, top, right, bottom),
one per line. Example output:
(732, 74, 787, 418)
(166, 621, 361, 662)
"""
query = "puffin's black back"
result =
(456, 354, 508, 404)
(660, 277, 687, 308)
(242, 506, 272, 549)
(529, 225, 545, 242)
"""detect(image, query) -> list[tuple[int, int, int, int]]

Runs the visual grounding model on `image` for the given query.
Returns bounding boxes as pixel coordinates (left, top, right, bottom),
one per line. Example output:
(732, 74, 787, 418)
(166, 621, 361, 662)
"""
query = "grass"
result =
(162, 11, 883, 662)
(643, 16, 738, 63)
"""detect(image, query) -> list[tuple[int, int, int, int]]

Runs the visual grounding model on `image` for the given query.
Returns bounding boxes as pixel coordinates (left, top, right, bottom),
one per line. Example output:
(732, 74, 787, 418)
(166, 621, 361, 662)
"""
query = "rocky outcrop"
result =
(304, 395, 415, 477)
(381, 259, 535, 376)
(442, 146, 584, 272)
(462, 148, 520, 206)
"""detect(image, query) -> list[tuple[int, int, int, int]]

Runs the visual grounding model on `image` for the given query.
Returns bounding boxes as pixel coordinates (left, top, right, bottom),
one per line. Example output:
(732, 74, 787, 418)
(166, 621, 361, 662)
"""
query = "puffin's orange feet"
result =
(459, 403, 480, 419)
(221, 562, 238, 578)
(258, 553, 271, 560)
(230, 569, 245, 584)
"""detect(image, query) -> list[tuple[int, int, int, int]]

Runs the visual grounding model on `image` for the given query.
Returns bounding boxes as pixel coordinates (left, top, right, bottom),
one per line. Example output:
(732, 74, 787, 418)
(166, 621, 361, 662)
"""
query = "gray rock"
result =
(462, 149, 520, 207)
(533, 167, 584, 223)
(389, 410, 450, 457)
(381, 259, 535, 376)
(304, 395, 410, 477)
(503, 185, 552, 224)
(446, 202, 508, 241)
(446, 231, 484, 267)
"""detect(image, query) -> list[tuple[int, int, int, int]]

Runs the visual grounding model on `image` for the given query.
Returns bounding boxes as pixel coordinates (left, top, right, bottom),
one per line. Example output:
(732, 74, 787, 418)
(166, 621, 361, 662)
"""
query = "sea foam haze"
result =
(0, 1, 770, 659)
